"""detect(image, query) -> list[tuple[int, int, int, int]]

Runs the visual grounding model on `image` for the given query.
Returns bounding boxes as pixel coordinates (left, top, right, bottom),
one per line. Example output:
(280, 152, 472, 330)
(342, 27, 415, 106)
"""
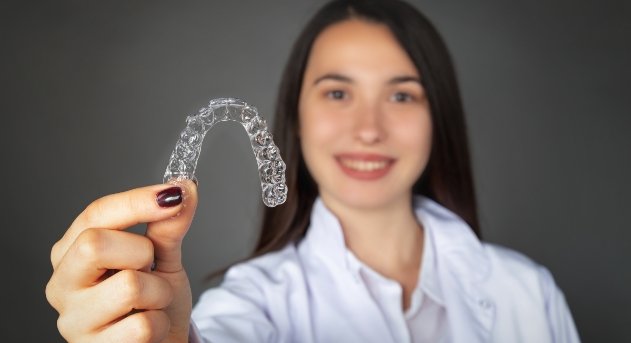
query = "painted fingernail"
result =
(156, 186, 182, 207)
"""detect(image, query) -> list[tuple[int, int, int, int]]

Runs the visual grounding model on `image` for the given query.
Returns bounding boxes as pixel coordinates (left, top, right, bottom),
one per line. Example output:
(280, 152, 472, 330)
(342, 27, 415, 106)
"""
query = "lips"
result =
(335, 153, 395, 180)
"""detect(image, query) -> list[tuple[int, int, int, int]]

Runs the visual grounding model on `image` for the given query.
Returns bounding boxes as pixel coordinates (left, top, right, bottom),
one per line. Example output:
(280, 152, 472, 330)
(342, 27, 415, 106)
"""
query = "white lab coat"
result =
(189, 196, 580, 342)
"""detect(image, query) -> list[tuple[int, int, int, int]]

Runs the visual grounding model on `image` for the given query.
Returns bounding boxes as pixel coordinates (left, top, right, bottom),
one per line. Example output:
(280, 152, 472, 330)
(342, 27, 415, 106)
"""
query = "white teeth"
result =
(340, 159, 388, 171)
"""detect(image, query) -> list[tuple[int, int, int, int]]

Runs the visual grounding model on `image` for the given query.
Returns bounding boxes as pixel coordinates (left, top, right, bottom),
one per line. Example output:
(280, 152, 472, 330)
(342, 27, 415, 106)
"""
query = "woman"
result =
(46, 0, 580, 342)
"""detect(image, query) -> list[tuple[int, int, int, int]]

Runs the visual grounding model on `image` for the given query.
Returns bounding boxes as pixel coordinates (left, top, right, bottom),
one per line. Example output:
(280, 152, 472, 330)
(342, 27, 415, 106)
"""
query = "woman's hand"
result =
(46, 181, 198, 343)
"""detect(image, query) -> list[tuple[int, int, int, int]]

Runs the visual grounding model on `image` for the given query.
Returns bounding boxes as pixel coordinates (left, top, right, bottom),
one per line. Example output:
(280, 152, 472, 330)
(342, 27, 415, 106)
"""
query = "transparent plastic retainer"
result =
(163, 98, 287, 207)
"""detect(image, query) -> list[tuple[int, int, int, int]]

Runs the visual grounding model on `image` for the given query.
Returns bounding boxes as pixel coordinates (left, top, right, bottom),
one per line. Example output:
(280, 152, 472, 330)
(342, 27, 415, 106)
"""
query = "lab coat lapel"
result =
(417, 196, 495, 342)
(438, 254, 495, 342)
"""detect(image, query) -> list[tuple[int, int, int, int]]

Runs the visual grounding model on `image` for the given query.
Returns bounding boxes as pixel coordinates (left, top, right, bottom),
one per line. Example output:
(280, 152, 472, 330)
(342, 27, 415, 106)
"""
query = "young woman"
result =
(46, 1, 580, 342)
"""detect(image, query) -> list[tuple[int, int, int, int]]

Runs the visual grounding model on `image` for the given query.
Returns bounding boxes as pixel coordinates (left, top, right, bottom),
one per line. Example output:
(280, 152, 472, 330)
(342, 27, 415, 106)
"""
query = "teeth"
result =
(340, 159, 388, 171)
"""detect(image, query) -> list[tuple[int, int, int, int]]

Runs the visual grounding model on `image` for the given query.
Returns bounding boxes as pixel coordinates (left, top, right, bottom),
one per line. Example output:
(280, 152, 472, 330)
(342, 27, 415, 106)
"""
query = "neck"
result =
(322, 194, 424, 276)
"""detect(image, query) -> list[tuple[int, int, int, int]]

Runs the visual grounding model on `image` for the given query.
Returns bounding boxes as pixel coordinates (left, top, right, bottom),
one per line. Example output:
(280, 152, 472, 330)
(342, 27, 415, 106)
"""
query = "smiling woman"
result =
(296, 20, 435, 312)
(45, 0, 580, 342)
(190, 1, 580, 342)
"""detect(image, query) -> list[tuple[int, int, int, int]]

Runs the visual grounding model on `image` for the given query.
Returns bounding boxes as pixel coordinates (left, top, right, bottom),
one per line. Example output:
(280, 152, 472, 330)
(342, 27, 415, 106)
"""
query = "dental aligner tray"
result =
(164, 98, 287, 207)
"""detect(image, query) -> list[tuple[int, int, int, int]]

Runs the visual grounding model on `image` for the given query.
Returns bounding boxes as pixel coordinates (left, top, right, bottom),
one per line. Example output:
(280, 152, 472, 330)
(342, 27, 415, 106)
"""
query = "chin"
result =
(321, 186, 409, 212)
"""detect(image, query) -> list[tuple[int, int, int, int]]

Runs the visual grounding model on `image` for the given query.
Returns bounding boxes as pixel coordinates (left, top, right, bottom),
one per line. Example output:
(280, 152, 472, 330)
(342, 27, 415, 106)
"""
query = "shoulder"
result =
(477, 242, 572, 321)
(223, 243, 303, 286)
(482, 243, 571, 305)
(481, 242, 555, 290)
(478, 244, 580, 341)
(202, 243, 307, 306)
(483, 243, 543, 273)
(192, 244, 307, 340)
(418, 195, 551, 287)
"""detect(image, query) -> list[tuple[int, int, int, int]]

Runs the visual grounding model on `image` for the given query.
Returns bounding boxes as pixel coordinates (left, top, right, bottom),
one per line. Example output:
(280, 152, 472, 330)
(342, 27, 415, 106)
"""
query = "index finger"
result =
(51, 184, 185, 269)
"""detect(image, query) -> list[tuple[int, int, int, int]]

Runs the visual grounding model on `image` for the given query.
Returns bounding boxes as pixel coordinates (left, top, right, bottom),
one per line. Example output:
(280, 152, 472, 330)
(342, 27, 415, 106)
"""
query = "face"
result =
(298, 19, 432, 212)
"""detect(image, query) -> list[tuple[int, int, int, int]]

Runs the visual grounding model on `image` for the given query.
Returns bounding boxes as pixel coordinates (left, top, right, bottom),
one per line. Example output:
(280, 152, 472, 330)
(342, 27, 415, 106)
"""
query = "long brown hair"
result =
(252, 0, 481, 260)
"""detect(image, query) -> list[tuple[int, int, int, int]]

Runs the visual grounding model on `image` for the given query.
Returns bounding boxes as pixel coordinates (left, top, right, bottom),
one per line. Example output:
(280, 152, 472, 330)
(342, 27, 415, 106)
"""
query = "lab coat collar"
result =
(304, 196, 495, 342)
(414, 196, 495, 342)
(305, 198, 351, 274)
(413, 196, 491, 283)
(305, 196, 491, 283)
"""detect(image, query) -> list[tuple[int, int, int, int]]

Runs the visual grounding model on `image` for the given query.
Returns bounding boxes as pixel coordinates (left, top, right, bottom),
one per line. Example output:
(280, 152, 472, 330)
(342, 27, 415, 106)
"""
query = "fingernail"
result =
(156, 186, 182, 207)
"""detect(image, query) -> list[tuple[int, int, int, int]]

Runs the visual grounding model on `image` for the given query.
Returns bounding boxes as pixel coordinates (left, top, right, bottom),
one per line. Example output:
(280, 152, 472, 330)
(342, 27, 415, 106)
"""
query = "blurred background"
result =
(2, 0, 629, 341)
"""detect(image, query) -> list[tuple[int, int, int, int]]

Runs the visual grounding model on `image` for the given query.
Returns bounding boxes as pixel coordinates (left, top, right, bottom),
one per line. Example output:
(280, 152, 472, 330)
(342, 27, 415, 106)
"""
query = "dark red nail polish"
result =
(156, 186, 182, 207)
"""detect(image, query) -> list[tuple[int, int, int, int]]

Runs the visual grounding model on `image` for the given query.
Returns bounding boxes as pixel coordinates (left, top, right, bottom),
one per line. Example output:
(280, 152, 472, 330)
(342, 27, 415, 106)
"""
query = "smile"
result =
(339, 159, 389, 171)
(335, 154, 395, 180)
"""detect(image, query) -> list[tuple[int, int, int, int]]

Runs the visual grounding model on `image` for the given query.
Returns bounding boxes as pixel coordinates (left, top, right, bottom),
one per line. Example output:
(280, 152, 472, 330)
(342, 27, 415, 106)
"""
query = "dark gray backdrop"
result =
(2, 0, 629, 341)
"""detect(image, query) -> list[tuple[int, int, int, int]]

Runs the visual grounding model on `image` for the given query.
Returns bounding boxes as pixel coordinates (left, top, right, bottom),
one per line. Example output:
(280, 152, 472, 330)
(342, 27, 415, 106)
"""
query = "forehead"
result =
(305, 19, 419, 78)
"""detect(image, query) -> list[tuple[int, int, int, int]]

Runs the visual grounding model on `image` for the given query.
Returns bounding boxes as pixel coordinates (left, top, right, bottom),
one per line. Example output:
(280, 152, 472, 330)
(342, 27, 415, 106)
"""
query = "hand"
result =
(46, 181, 198, 343)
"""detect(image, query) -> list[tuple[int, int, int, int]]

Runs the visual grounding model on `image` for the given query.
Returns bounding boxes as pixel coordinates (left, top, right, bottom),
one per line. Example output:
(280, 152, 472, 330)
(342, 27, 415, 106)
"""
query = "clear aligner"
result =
(164, 98, 287, 207)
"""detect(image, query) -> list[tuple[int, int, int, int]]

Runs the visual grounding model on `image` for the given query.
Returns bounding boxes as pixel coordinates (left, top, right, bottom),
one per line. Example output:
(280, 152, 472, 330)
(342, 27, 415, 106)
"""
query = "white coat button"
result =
(478, 299, 492, 309)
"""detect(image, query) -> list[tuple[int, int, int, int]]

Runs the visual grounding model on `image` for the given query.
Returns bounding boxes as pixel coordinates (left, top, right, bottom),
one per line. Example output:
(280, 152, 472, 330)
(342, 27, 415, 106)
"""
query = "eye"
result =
(326, 90, 347, 100)
(391, 92, 414, 103)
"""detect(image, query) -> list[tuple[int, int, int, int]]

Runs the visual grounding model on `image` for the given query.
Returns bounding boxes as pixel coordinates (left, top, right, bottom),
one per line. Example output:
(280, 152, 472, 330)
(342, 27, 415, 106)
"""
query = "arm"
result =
(539, 266, 581, 343)
(190, 265, 278, 343)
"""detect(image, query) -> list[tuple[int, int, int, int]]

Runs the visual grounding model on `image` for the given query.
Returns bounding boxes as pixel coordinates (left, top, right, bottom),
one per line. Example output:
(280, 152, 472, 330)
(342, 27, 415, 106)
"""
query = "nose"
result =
(354, 101, 386, 145)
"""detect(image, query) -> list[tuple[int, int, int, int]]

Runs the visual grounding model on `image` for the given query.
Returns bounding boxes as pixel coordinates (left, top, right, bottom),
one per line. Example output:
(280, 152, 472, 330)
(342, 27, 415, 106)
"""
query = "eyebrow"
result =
(313, 73, 353, 85)
(312, 73, 421, 85)
(388, 75, 421, 85)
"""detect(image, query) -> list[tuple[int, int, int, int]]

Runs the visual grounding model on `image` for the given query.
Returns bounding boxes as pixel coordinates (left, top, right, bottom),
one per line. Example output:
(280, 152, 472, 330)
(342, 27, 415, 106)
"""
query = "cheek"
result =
(299, 110, 344, 149)
(299, 109, 346, 185)
(395, 113, 433, 166)
(416, 118, 433, 155)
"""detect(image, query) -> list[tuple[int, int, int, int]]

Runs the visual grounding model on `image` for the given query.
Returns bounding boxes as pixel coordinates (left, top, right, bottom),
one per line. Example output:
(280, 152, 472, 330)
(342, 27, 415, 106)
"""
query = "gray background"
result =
(2, 0, 629, 341)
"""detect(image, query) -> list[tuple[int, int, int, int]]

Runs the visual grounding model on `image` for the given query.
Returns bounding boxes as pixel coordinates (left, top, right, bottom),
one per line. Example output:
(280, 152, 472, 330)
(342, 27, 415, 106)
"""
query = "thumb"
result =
(145, 179, 198, 273)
